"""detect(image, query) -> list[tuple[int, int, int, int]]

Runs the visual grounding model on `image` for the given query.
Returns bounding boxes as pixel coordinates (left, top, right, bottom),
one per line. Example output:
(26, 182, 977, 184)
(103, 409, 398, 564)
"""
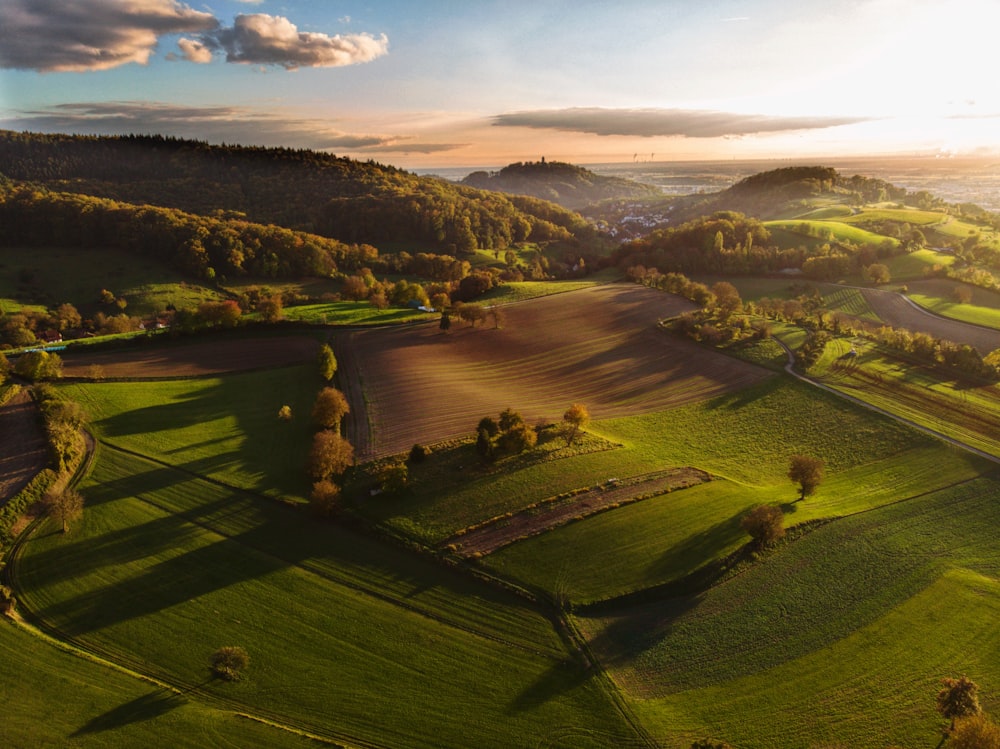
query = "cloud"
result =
(173, 37, 213, 63)
(0, 0, 217, 72)
(204, 13, 388, 69)
(492, 107, 870, 139)
(0, 101, 459, 154)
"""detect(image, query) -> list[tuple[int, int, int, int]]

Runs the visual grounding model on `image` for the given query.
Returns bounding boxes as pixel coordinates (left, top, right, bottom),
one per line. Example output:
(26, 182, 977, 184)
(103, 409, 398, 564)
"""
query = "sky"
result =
(1, 0, 999, 170)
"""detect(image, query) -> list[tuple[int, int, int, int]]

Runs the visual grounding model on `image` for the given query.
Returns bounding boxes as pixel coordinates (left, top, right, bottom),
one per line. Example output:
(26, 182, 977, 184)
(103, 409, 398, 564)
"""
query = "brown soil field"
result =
(59, 335, 320, 379)
(445, 467, 710, 558)
(860, 287, 1000, 353)
(334, 284, 773, 460)
(0, 389, 48, 507)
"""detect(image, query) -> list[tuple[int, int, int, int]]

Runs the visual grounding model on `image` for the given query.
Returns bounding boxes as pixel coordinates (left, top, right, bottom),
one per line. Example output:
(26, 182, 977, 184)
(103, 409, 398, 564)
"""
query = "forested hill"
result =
(461, 160, 662, 209)
(0, 131, 596, 255)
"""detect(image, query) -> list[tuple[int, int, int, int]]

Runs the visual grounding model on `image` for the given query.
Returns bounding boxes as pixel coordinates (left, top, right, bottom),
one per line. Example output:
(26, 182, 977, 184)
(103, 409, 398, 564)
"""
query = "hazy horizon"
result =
(2, 1, 999, 170)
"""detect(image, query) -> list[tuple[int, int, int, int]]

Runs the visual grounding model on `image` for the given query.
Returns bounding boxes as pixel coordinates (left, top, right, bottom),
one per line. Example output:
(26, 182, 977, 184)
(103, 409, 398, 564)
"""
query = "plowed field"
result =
(860, 288, 1000, 352)
(336, 284, 773, 459)
(0, 389, 48, 507)
(59, 335, 320, 379)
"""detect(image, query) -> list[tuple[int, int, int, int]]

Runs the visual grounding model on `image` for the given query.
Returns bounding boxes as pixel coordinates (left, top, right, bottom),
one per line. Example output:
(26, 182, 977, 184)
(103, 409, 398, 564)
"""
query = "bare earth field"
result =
(860, 288, 1000, 353)
(0, 389, 48, 507)
(59, 335, 320, 378)
(336, 284, 774, 459)
(445, 467, 711, 558)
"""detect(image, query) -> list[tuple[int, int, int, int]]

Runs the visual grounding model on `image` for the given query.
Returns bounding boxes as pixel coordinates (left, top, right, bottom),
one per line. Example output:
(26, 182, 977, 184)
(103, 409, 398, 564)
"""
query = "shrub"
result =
(740, 504, 785, 546)
(210, 646, 250, 681)
(408, 443, 431, 463)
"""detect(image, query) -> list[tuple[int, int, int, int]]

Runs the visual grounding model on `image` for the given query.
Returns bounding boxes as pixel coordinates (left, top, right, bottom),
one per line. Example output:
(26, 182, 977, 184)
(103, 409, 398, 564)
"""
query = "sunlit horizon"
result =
(2, 0, 999, 171)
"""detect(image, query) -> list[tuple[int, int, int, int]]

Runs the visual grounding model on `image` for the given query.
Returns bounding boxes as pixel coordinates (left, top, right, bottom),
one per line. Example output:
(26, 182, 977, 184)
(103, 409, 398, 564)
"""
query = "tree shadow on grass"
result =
(506, 658, 592, 715)
(642, 508, 748, 584)
(70, 689, 185, 737)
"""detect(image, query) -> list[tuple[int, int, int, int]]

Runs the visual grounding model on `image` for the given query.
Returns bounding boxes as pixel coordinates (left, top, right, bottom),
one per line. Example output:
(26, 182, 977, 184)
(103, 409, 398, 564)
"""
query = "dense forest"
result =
(0, 131, 598, 259)
(461, 159, 662, 209)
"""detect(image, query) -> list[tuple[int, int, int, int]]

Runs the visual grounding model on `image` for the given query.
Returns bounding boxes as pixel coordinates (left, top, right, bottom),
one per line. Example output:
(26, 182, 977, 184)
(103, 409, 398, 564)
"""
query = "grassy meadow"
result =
(7, 274, 1000, 747)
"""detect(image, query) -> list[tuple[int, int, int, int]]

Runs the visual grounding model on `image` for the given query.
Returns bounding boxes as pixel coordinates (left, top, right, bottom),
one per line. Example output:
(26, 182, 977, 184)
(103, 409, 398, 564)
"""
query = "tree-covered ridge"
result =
(0, 131, 594, 254)
(461, 159, 662, 209)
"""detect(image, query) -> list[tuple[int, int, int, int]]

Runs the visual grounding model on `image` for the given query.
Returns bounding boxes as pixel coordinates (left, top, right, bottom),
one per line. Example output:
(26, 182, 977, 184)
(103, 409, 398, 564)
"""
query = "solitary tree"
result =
(318, 344, 337, 382)
(378, 462, 409, 494)
(788, 454, 824, 500)
(277, 404, 293, 421)
(308, 430, 354, 480)
(45, 488, 84, 533)
(938, 676, 982, 731)
(309, 479, 341, 519)
(312, 387, 350, 430)
(210, 646, 250, 681)
(562, 403, 590, 446)
(740, 504, 785, 547)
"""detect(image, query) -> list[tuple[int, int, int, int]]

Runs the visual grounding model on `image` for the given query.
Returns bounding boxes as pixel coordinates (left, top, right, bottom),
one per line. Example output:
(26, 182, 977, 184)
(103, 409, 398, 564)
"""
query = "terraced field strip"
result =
(337, 284, 773, 459)
(445, 467, 711, 558)
(859, 287, 1000, 352)
(0, 388, 48, 507)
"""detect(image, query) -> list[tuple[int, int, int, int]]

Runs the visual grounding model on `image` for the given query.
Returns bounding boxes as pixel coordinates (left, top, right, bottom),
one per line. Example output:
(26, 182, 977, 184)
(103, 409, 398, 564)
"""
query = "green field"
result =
(0, 246, 224, 315)
(765, 219, 898, 249)
(580, 477, 1000, 747)
(886, 247, 956, 280)
(283, 300, 430, 325)
(11, 448, 634, 748)
(904, 278, 1000, 329)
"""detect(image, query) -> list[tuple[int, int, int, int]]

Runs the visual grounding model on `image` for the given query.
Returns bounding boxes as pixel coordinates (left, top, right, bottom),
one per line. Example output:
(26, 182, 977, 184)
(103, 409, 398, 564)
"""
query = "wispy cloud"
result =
(202, 14, 388, 70)
(0, 101, 461, 154)
(492, 107, 870, 138)
(0, 2, 387, 72)
(0, 0, 217, 72)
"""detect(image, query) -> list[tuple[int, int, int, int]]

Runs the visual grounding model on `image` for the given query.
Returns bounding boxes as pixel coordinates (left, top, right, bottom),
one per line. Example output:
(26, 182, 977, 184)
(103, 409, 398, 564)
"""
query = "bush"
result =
(210, 646, 250, 681)
(408, 443, 431, 463)
(741, 504, 785, 546)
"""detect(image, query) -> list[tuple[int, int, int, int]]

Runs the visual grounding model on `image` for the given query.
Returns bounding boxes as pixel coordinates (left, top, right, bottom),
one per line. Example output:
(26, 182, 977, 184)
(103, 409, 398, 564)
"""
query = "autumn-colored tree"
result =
(498, 422, 537, 454)
(341, 275, 369, 301)
(938, 676, 982, 730)
(277, 405, 293, 420)
(740, 504, 785, 546)
(498, 408, 524, 433)
(378, 462, 409, 494)
(45, 488, 84, 533)
(308, 430, 354, 480)
(949, 714, 1000, 749)
(210, 646, 249, 681)
(711, 281, 742, 319)
(14, 350, 62, 381)
(256, 295, 283, 322)
(312, 387, 350, 430)
(309, 479, 341, 519)
(788, 454, 824, 500)
(562, 403, 590, 446)
(318, 343, 337, 382)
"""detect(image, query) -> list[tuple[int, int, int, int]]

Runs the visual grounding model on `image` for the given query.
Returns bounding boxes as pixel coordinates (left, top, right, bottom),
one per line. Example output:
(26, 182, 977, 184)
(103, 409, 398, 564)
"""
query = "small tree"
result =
(863, 263, 891, 285)
(938, 676, 982, 730)
(378, 462, 409, 494)
(562, 403, 590, 446)
(498, 407, 523, 433)
(318, 344, 337, 382)
(45, 488, 84, 533)
(308, 430, 354, 480)
(14, 350, 62, 381)
(408, 443, 430, 463)
(740, 504, 784, 547)
(256, 295, 283, 322)
(498, 422, 537, 454)
(788, 454, 824, 500)
(210, 646, 250, 681)
(312, 387, 350, 430)
(309, 479, 341, 519)
(439, 311, 451, 333)
(277, 405, 293, 421)
(949, 714, 1000, 749)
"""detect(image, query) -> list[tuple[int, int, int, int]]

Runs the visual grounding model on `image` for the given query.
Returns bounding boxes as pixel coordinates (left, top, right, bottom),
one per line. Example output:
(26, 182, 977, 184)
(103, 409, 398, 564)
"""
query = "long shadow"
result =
(95, 381, 229, 439)
(506, 658, 592, 715)
(70, 689, 185, 736)
(643, 509, 748, 582)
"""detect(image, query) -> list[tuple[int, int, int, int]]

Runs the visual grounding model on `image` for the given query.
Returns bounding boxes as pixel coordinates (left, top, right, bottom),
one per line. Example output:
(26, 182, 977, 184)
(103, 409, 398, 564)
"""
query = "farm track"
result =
(0, 389, 48, 508)
(336, 284, 774, 460)
(446, 468, 711, 558)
